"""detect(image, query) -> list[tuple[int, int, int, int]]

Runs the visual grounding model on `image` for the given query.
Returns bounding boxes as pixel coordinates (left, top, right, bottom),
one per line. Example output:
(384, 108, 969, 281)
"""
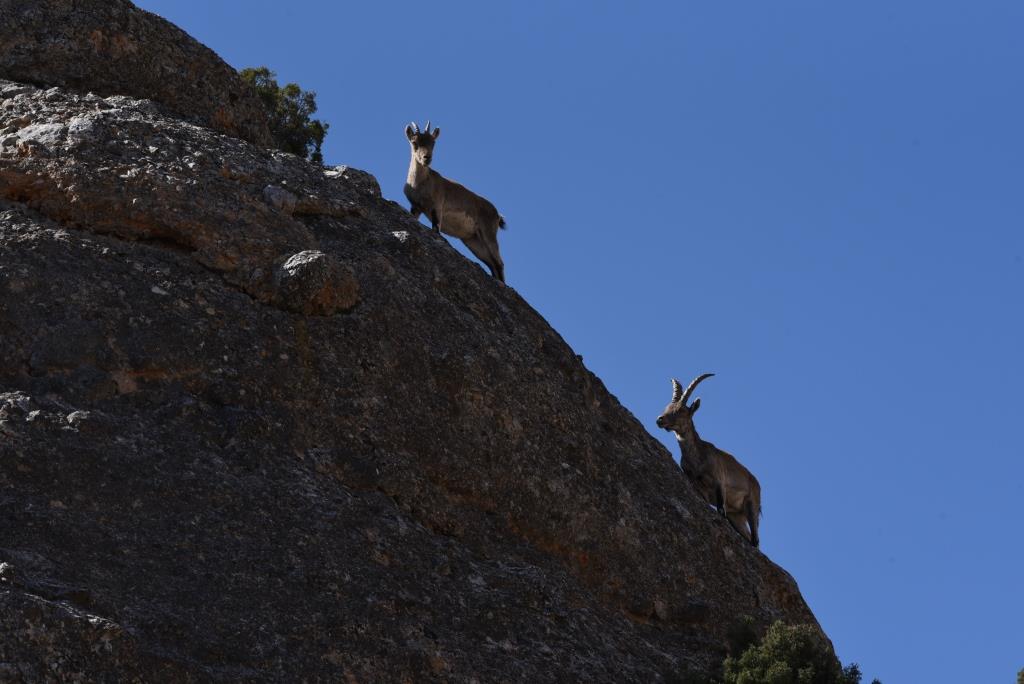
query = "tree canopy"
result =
(240, 66, 329, 164)
(723, 622, 876, 684)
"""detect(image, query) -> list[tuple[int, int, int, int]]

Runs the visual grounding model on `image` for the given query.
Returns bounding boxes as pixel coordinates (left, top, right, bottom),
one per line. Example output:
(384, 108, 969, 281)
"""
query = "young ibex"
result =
(404, 121, 507, 282)
(656, 373, 762, 547)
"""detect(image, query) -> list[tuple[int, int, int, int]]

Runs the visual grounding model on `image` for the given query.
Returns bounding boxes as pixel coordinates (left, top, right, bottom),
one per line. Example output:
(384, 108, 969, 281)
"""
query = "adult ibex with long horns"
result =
(656, 373, 762, 547)
(403, 121, 507, 282)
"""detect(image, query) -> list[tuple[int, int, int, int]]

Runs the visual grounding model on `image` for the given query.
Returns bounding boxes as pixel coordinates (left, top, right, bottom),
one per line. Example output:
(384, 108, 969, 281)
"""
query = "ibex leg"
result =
(746, 499, 760, 548)
(482, 232, 505, 283)
(726, 512, 752, 543)
(463, 235, 504, 282)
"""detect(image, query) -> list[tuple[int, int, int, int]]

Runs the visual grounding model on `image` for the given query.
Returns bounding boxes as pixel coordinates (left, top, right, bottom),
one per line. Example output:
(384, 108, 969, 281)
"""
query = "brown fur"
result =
(656, 374, 762, 547)
(403, 122, 506, 282)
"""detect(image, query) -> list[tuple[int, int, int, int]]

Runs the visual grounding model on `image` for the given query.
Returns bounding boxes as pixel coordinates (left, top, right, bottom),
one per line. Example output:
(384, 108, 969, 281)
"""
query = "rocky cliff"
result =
(0, 0, 271, 146)
(0, 2, 823, 681)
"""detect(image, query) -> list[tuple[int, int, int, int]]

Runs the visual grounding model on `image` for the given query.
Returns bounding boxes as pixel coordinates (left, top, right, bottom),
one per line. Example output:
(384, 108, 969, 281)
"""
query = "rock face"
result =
(0, 0, 272, 146)
(0, 9, 823, 683)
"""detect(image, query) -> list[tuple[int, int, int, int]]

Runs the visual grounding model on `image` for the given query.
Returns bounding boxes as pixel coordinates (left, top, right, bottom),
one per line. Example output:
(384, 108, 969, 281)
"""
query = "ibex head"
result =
(656, 373, 714, 432)
(405, 120, 441, 166)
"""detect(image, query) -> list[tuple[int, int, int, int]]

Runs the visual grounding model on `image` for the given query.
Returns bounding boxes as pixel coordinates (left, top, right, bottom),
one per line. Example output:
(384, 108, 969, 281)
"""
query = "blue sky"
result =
(136, 2, 1024, 681)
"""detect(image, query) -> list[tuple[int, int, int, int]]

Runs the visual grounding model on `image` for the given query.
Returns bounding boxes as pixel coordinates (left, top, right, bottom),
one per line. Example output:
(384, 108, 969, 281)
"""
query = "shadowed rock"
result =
(273, 250, 359, 315)
(0, 6, 827, 682)
(0, 0, 272, 146)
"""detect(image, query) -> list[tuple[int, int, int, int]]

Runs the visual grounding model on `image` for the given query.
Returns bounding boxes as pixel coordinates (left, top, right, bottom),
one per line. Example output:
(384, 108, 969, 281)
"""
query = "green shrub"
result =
(240, 66, 329, 164)
(726, 615, 761, 657)
(722, 621, 872, 684)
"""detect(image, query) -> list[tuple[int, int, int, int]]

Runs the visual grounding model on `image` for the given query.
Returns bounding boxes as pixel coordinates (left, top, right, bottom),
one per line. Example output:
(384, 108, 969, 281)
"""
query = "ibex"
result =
(656, 373, 762, 547)
(404, 121, 507, 282)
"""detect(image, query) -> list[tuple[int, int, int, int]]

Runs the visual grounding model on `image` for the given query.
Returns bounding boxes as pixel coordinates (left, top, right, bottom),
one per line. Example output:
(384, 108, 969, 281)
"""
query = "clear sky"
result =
(135, 2, 1024, 681)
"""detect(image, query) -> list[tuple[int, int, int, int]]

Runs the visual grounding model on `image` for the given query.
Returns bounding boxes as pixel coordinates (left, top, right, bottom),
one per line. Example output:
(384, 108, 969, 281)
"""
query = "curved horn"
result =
(671, 378, 683, 403)
(409, 121, 420, 134)
(680, 373, 715, 405)
(424, 120, 431, 133)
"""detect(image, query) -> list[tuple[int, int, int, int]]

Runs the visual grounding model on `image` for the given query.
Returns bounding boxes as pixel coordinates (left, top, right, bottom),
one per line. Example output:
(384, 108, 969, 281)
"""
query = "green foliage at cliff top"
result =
(240, 66, 328, 164)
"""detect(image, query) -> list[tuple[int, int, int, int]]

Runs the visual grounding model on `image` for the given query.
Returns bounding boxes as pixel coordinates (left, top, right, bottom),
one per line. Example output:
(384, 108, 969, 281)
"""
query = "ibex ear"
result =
(431, 127, 441, 140)
(689, 397, 701, 414)
(405, 124, 416, 140)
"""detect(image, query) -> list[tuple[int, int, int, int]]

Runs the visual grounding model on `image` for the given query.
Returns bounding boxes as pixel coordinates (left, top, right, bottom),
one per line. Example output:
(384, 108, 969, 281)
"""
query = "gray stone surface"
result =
(0, 9, 826, 682)
(0, 0, 272, 146)
(273, 249, 359, 316)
